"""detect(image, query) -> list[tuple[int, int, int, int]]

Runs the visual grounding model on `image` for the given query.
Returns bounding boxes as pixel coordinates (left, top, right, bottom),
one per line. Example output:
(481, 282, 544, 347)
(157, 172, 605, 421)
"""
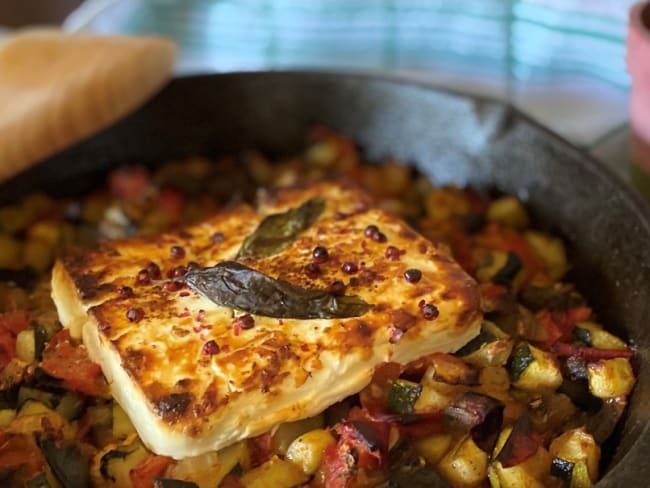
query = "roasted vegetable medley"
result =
(0, 127, 636, 487)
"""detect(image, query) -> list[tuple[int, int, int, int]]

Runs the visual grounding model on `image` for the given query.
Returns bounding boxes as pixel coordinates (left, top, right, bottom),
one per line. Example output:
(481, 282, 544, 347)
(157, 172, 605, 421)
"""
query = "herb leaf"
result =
(237, 198, 325, 259)
(182, 261, 371, 319)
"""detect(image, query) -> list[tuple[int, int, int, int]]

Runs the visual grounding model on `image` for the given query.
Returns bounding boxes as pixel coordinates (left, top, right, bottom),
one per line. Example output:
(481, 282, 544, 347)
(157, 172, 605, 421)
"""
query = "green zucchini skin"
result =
(387, 379, 423, 415)
(508, 342, 534, 382)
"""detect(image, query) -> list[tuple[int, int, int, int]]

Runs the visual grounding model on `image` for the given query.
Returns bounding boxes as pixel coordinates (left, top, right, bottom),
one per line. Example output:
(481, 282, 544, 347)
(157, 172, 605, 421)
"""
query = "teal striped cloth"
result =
(64, 0, 637, 150)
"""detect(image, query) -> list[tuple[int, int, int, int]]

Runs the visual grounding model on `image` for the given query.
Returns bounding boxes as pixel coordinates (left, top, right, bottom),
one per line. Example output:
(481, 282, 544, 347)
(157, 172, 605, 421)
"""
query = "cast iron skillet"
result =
(3, 72, 650, 486)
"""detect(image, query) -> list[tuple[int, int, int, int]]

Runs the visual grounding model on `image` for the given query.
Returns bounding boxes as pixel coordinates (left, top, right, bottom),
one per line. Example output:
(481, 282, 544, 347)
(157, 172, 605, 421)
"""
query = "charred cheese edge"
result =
(51, 182, 481, 459)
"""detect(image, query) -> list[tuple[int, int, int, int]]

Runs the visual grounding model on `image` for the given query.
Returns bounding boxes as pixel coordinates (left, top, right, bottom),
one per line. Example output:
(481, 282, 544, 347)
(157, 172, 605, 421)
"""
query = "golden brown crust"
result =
(52, 182, 481, 457)
(0, 31, 176, 182)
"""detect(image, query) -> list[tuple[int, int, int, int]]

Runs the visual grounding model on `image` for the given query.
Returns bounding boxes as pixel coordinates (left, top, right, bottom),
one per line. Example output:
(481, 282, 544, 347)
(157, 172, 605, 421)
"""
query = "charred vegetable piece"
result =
(573, 322, 627, 350)
(508, 342, 562, 391)
(456, 321, 513, 368)
(520, 285, 584, 312)
(153, 479, 199, 488)
(93, 435, 149, 487)
(387, 379, 422, 415)
(32, 322, 49, 361)
(377, 440, 447, 488)
(445, 391, 504, 452)
(437, 435, 489, 487)
(549, 428, 599, 487)
(236, 197, 325, 259)
(39, 439, 90, 488)
(492, 252, 523, 287)
(182, 261, 371, 319)
(495, 416, 541, 468)
(18, 386, 58, 410)
(586, 358, 635, 399)
(26, 473, 52, 488)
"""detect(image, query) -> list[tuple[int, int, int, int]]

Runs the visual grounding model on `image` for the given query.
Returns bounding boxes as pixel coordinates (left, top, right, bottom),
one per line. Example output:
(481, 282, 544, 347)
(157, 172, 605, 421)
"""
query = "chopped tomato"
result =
(130, 454, 174, 488)
(40, 329, 108, 397)
(535, 306, 592, 348)
(480, 223, 540, 284)
(552, 343, 634, 361)
(0, 310, 30, 370)
(359, 362, 402, 415)
(155, 187, 185, 226)
(108, 166, 150, 203)
(246, 430, 274, 468)
(0, 434, 45, 478)
(322, 420, 388, 488)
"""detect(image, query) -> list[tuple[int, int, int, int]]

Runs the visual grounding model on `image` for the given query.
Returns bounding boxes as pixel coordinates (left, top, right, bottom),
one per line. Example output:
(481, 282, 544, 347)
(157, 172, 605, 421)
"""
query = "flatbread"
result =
(0, 30, 176, 182)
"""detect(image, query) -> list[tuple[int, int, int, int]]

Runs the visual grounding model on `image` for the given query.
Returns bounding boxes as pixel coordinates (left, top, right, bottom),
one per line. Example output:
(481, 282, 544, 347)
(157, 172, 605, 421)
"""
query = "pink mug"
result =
(627, 2, 650, 194)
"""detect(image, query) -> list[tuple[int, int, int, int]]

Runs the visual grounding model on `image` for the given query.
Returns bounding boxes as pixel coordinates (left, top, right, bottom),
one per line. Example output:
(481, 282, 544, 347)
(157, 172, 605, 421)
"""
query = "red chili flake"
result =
(418, 243, 428, 254)
(329, 280, 347, 296)
(359, 269, 377, 285)
(179, 307, 190, 318)
(421, 303, 439, 320)
(170, 245, 186, 259)
(385, 246, 403, 261)
(552, 342, 634, 360)
(221, 345, 231, 353)
(342, 262, 359, 274)
(300, 344, 309, 351)
(196, 309, 206, 322)
(233, 314, 255, 331)
(163, 281, 182, 292)
(312, 245, 329, 264)
(304, 262, 321, 279)
(211, 232, 225, 243)
(126, 307, 144, 322)
(278, 319, 284, 325)
(179, 291, 190, 297)
(146, 262, 162, 280)
(404, 269, 422, 284)
(349, 277, 360, 287)
(135, 269, 151, 285)
(117, 286, 134, 299)
(202, 340, 220, 355)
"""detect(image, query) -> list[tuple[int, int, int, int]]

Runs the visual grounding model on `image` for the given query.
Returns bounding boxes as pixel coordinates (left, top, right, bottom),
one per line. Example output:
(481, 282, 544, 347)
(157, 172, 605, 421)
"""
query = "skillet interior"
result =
(3, 72, 650, 485)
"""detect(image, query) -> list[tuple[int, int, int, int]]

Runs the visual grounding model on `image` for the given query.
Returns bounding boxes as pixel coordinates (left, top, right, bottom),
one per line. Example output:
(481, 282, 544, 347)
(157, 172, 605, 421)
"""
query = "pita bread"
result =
(0, 31, 176, 182)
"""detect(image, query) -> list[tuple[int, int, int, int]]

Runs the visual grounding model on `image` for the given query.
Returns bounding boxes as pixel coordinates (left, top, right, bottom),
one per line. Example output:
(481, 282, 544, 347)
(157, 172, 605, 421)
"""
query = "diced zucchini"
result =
(9, 401, 74, 440)
(239, 456, 308, 488)
(0, 408, 16, 427)
(458, 321, 513, 368)
(18, 398, 54, 416)
(436, 436, 488, 488)
(167, 442, 245, 488)
(91, 434, 149, 488)
(112, 403, 136, 439)
(271, 414, 324, 455)
(56, 392, 85, 421)
(25, 472, 52, 488)
(414, 375, 464, 413)
(15, 328, 36, 363)
(387, 379, 423, 414)
(486, 196, 529, 229)
(32, 322, 49, 360)
(476, 251, 510, 284)
(414, 433, 453, 465)
(488, 446, 551, 488)
(286, 428, 336, 475)
(18, 387, 59, 410)
(479, 366, 511, 393)
(574, 322, 627, 350)
(524, 231, 568, 282)
(549, 428, 599, 486)
(492, 253, 524, 288)
(509, 342, 562, 392)
(86, 403, 114, 447)
(587, 358, 635, 398)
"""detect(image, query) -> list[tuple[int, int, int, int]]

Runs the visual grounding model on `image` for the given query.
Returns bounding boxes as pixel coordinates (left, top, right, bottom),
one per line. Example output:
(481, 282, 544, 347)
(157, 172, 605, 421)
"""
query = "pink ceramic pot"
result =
(628, 2, 650, 173)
